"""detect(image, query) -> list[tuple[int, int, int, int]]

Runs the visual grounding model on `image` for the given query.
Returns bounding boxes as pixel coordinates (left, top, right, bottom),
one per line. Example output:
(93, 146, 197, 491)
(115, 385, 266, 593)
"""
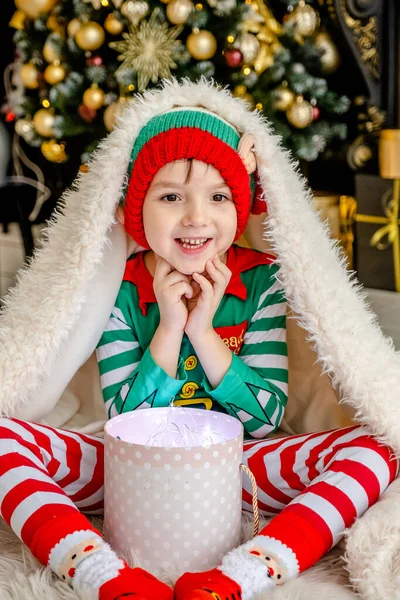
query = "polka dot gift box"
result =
(104, 407, 244, 578)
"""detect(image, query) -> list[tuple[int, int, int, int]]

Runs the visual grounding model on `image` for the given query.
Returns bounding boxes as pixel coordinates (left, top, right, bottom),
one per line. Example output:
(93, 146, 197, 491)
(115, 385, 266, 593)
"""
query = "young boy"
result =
(0, 102, 397, 600)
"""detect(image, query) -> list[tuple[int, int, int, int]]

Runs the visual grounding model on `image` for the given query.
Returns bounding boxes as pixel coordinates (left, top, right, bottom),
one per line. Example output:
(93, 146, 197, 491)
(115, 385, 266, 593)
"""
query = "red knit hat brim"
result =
(123, 127, 251, 249)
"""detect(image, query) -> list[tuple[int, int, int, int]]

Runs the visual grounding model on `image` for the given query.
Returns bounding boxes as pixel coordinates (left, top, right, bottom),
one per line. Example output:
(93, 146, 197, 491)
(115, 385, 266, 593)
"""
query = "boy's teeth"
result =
(178, 237, 209, 249)
(180, 238, 208, 245)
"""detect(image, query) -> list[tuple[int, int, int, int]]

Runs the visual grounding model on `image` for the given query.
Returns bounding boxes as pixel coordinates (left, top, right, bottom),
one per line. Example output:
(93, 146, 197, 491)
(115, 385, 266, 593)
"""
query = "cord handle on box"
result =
(240, 463, 259, 538)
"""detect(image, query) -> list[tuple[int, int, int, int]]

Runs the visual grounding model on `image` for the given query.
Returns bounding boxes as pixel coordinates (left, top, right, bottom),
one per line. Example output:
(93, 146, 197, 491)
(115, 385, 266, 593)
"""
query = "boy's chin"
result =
(157, 242, 229, 273)
(172, 251, 228, 275)
(167, 250, 209, 274)
(175, 260, 207, 276)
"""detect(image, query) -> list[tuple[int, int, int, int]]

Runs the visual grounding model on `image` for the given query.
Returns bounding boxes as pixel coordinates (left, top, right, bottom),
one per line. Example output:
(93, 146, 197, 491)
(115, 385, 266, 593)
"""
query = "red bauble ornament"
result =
(6, 112, 15, 123)
(312, 106, 320, 120)
(225, 47, 243, 68)
(78, 103, 97, 122)
(86, 55, 103, 67)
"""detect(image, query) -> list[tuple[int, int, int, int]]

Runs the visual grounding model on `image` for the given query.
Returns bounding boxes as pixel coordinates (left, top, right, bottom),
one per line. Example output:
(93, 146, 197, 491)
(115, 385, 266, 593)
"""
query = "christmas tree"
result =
(6, 0, 351, 171)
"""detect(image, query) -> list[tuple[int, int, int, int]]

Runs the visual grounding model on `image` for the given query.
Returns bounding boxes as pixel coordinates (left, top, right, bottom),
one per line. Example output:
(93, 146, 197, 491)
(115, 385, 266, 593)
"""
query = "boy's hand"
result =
(185, 254, 231, 340)
(153, 257, 193, 333)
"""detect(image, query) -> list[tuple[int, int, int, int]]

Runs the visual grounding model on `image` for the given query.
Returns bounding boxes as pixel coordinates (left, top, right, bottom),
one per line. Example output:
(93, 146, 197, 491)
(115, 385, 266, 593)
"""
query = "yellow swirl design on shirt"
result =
(184, 355, 198, 371)
(179, 381, 199, 399)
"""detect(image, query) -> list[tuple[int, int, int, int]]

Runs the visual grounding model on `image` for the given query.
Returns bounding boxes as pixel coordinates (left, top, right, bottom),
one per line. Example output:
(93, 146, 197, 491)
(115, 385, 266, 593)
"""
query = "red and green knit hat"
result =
(122, 107, 266, 248)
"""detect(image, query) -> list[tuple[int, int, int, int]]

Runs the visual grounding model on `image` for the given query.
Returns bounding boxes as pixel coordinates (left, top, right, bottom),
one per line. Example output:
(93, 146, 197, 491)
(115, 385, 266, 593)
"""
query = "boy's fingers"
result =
(171, 281, 193, 300)
(213, 255, 232, 281)
(193, 272, 213, 294)
(165, 270, 191, 286)
(154, 258, 190, 285)
(154, 257, 173, 280)
(206, 258, 226, 285)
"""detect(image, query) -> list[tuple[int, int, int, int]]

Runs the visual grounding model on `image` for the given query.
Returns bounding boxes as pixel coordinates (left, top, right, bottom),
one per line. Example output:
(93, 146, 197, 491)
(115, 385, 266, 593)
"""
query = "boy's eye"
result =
(162, 194, 179, 202)
(212, 194, 229, 202)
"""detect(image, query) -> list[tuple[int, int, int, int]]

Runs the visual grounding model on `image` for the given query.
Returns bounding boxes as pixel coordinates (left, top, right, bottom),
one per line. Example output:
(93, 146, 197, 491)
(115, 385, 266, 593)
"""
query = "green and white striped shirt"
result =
(96, 245, 288, 439)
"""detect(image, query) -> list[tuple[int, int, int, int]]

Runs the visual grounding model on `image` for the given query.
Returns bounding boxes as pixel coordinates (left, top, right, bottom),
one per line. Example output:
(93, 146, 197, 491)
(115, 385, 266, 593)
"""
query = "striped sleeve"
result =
(205, 264, 288, 438)
(96, 283, 186, 419)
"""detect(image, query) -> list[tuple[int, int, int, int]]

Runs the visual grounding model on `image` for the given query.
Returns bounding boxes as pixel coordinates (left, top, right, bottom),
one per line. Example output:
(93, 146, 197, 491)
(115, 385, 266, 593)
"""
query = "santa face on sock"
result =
(248, 546, 287, 585)
(57, 537, 104, 585)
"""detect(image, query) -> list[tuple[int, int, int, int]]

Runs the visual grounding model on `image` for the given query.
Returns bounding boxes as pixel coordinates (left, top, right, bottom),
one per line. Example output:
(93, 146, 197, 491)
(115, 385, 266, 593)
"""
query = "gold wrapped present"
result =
(354, 175, 400, 291)
(353, 130, 400, 291)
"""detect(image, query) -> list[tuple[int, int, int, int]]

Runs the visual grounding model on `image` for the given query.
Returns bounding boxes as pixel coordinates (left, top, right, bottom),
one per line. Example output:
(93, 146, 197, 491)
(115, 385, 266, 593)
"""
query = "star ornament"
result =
(109, 9, 183, 91)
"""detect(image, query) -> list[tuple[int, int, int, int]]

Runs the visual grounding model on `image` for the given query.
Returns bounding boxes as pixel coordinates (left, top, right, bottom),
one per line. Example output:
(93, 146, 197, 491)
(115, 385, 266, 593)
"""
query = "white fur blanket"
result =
(0, 515, 356, 600)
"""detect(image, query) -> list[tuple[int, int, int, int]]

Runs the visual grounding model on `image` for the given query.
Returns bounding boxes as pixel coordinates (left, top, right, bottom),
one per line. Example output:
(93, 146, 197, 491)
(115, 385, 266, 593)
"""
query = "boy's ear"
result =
(116, 204, 146, 255)
(116, 204, 125, 225)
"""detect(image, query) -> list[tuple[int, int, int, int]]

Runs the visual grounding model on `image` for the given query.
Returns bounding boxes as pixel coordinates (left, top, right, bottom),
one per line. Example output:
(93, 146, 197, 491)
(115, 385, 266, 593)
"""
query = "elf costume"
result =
(1, 80, 400, 600)
(97, 245, 288, 437)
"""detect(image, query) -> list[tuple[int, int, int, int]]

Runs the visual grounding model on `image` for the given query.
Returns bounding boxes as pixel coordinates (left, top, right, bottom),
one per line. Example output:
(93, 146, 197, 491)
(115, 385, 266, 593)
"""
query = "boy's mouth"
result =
(175, 237, 212, 254)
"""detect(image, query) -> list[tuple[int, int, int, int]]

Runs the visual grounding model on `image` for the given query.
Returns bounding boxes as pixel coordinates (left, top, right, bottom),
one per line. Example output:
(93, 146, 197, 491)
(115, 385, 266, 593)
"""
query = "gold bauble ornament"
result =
(186, 30, 217, 60)
(286, 96, 313, 128)
(273, 84, 295, 111)
(43, 38, 61, 63)
(15, 0, 57, 20)
(104, 13, 125, 35)
(15, 118, 34, 139)
(83, 84, 105, 110)
(47, 14, 58, 30)
(103, 98, 128, 131)
(33, 108, 56, 137)
(9, 10, 26, 30)
(47, 14, 64, 34)
(286, 0, 320, 37)
(67, 18, 81, 37)
(166, 0, 194, 25)
(232, 84, 247, 98)
(314, 31, 341, 74)
(75, 22, 105, 51)
(20, 63, 40, 89)
(41, 139, 68, 163)
(44, 62, 66, 85)
(235, 33, 260, 66)
(232, 85, 254, 106)
(121, 0, 149, 26)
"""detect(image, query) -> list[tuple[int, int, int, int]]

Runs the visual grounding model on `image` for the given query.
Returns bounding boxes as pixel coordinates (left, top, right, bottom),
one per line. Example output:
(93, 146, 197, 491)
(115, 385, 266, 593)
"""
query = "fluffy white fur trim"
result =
(221, 535, 299, 600)
(344, 476, 400, 600)
(2, 77, 400, 453)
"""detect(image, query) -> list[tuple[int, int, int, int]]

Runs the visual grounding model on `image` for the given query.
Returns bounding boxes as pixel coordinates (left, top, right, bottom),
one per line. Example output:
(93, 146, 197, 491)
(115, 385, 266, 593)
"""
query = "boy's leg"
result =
(175, 425, 398, 600)
(0, 417, 173, 600)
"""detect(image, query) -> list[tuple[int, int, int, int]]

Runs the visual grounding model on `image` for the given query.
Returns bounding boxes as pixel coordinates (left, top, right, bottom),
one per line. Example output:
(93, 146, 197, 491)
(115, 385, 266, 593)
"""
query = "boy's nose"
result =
(181, 204, 210, 228)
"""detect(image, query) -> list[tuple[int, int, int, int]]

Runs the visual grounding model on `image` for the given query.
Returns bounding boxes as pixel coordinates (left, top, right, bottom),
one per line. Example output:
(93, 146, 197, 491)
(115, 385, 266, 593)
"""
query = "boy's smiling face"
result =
(142, 160, 237, 275)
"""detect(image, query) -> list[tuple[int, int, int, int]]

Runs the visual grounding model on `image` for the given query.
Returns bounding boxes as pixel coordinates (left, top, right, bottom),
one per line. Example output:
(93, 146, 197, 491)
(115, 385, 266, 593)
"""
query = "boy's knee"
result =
(0, 416, 13, 431)
(0, 417, 23, 441)
(333, 433, 398, 481)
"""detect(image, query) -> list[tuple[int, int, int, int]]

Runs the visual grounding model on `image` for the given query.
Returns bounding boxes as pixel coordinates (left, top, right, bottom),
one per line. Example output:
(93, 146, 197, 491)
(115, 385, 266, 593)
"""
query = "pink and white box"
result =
(104, 407, 244, 577)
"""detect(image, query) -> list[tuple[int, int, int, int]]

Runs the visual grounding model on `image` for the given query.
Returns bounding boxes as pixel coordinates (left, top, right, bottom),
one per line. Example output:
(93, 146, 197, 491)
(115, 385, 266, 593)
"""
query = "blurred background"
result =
(0, 0, 399, 344)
